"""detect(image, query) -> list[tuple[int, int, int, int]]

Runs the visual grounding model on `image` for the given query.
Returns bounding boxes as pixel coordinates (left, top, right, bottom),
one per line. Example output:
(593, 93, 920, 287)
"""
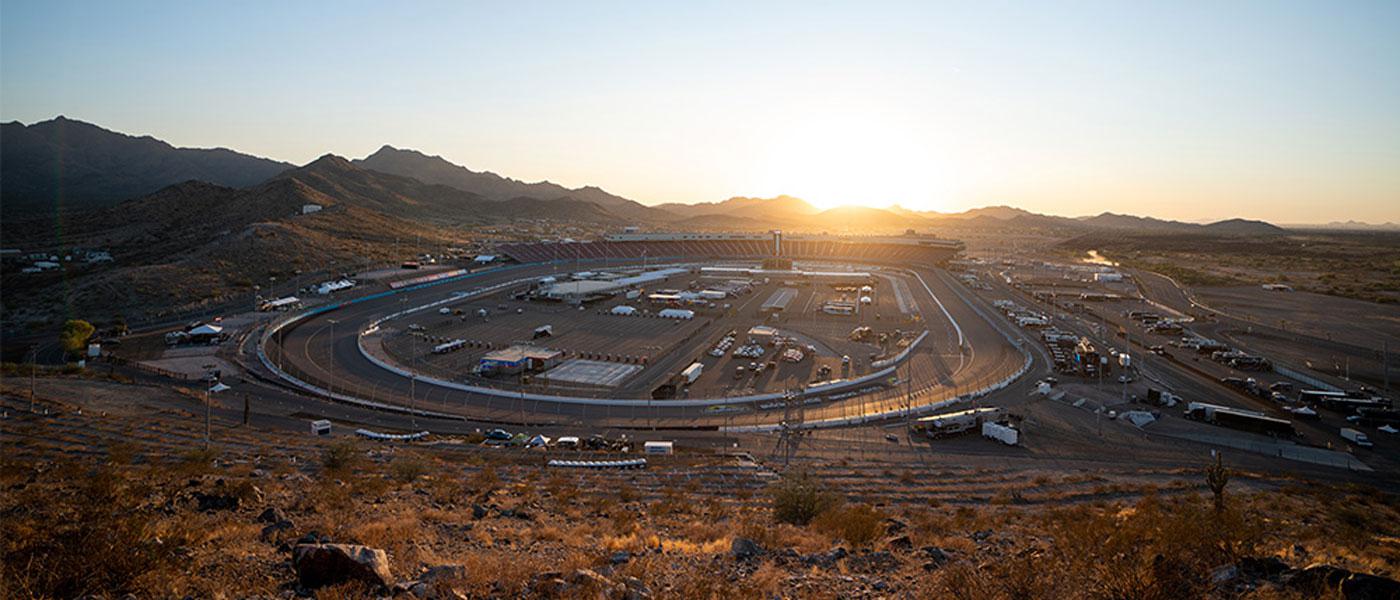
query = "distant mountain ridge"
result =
(0, 116, 293, 216)
(353, 145, 661, 222)
(0, 116, 1303, 236)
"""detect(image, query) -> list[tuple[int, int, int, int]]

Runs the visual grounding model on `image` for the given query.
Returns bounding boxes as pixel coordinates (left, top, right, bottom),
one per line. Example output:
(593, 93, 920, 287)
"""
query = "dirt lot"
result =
(385, 275, 928, 400)
(1195, 286, 1400, 351)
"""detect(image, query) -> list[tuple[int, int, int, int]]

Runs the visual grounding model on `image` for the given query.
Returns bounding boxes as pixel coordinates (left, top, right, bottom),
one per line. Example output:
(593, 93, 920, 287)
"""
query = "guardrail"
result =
(726, 269, 1037, 432)
(259, 261, 935, 412)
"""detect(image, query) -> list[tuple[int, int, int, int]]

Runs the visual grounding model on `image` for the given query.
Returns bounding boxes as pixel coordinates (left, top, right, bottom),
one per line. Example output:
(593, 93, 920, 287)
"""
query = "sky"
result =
(3, 1, 1399, 223)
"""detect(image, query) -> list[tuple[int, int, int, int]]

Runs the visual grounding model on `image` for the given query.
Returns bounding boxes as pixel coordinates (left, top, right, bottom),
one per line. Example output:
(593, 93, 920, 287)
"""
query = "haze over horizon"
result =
(3, 1, 1398, 224)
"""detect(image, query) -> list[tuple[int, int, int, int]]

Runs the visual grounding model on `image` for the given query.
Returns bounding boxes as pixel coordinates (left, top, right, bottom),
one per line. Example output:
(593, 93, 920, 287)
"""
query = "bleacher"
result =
(497, 235, 962, 267)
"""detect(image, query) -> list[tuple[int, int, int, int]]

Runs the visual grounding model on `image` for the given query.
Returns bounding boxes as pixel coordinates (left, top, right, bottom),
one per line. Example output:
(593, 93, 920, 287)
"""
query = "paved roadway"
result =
(260, 261, 1028, 429)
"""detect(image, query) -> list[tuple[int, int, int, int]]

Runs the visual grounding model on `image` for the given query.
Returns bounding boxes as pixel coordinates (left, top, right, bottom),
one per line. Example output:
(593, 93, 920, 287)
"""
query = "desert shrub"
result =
(321, 440, 362, 475)
(469, 466, 499, 493)
(1, 464, 197, 597)
(390, 454, 431, 483)
(813, 503, 886, 548)
(770, 470, 840, 526)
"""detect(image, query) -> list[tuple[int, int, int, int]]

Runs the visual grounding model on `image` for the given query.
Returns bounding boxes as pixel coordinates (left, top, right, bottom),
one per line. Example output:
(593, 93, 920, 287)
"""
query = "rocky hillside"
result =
(2, 377, 1398, 599)
(1, 155, 625, 325)
(354, 145, 664, 223)
(0, 117, 292, 217)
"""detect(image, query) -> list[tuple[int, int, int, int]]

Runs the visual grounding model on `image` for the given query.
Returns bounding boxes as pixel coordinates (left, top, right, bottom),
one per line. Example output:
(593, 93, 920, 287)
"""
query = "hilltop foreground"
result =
(3, 375, 1399, 599)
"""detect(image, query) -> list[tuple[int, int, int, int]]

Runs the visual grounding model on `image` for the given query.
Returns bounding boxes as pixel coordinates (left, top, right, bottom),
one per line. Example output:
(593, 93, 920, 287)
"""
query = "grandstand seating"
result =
(496, 237, 962, 266)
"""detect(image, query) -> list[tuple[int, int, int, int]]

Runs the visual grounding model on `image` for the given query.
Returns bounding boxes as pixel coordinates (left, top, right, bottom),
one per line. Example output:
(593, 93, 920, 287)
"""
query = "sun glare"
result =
(755, 107, 945, 212)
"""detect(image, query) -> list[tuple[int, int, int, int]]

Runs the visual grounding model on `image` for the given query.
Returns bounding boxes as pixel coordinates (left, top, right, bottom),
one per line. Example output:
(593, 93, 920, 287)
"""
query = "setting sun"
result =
(752, 105, 950, 212)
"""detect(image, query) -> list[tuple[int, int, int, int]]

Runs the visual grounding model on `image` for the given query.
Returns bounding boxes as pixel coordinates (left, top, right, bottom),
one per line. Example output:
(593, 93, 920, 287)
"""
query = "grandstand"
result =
(496, 233, 963, 266)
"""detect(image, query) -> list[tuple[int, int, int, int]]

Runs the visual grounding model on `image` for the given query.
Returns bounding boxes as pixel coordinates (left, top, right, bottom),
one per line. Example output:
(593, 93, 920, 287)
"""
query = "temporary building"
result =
(657, 308, 695, 320)
(644, 441, 674, 455)
(981, 421, 1019, 445)
(610, 305, 638, 316)
(188, 324, 224, 339)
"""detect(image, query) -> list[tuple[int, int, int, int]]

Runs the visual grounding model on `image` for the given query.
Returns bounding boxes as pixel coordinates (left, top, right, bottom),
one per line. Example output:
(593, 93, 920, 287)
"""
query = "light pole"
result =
(202, 362, 217, 450)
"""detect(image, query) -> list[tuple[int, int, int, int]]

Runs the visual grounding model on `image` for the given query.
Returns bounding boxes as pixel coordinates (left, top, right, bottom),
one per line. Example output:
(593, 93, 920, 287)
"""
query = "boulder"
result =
(610, 551, 631, 565)
(1285, 564, 1400, 599)
(472, 504, 489, 519)
(296, 531, 331, 545)
(291, 543, 394, 590)
(730, 537, 764, 560)
(883, 517, 908, 536)
(256, 507, 287, 524)
(920, 546, 951, 571)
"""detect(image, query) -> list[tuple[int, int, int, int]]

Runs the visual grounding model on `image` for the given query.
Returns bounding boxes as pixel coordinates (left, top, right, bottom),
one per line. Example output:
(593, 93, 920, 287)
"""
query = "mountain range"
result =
(0, 116, 293, 216)
(1, 115, 1384, 327)
(0, 117, 1315, 236)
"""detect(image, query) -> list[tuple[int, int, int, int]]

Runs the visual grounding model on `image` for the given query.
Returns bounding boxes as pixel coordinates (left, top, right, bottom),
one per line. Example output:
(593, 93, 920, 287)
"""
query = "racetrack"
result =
(262, 260, 1029, 428)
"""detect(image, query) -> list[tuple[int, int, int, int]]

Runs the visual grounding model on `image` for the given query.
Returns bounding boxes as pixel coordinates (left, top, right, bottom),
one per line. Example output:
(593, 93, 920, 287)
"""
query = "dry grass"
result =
(2, 419, 1397, 599)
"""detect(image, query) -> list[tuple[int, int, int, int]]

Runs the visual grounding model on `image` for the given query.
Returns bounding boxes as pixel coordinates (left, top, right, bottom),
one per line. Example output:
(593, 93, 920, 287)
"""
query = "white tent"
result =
(189, 324, 224, 336)
(610, 305, 637, 316)
(657, 308, 695, 320)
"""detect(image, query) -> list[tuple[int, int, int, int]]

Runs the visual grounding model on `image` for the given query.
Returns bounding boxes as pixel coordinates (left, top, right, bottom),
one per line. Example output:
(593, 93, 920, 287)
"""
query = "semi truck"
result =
(1185, 402, 1295, 437)
(913, 407, 1004, 438)
(1340, 428, 1374, 448)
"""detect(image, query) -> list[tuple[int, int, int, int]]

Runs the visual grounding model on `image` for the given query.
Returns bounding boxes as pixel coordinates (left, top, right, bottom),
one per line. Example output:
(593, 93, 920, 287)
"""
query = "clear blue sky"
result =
(3, 0, 1398, 222)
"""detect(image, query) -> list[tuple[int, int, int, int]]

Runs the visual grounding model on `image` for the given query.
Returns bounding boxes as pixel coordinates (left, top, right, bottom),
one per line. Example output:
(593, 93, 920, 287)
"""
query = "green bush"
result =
(770, 470, 840, 526)
(321, 440, 363, 475)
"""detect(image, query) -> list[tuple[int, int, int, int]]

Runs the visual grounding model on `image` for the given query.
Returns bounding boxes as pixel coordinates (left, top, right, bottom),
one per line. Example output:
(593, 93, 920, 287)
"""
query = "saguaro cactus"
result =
(1206, 453, 1230, 514)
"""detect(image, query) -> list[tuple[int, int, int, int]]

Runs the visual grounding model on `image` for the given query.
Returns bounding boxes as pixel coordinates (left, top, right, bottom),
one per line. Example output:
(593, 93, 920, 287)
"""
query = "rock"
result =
(1285, 564, 1400, 599)
(260, 520, 294, 543)
(1210, 564, 1238, 585)
(291, 543, 394, 590)
(883, 517, 908, 536)
(569, 568, 613, 588)
(530, 576, 570, 597)
(257, 507, 287, 524)
(499, 507, 532, 521)
(420, 565, 467, 582)
(802, 546, 848, 569)
(920, 546, 950, 571)
(731, 537, 764, 560)
(623, 576, 652, 600)
(1237, 556, 1290, 580)
(472, 504, 489, 519)
(296, 531, 331, 545)
(193, 491, 239, 512)
(883, 535, 913, 552)
(848, 551, 900, 574)
(969, 529, 993, 542)
(610, 551, 631, 565)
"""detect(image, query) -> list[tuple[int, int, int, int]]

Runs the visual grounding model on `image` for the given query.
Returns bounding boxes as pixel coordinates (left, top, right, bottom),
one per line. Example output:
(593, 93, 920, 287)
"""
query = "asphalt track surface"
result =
(265, 261, 1028, 428)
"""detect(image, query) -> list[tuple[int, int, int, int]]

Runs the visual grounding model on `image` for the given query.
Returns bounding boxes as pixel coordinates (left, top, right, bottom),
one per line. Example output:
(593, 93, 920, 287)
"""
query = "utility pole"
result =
(29, 347, 37, 413)
(202, 363, 217, 451)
